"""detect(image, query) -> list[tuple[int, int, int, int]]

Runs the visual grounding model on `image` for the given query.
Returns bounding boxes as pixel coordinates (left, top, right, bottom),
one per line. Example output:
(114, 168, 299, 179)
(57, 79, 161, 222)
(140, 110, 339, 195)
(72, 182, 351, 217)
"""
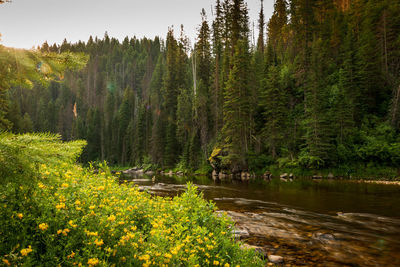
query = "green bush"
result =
(0, 133, 264, 266)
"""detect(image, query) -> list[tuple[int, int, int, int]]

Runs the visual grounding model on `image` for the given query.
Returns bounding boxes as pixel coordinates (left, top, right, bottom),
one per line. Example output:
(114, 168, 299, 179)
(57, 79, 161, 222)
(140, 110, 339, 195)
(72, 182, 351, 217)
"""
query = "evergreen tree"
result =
(222, 40, 251, 171)
(163, 28, 180, 167)
(195, 9, 212, 159)
(261, 65, 287, 158)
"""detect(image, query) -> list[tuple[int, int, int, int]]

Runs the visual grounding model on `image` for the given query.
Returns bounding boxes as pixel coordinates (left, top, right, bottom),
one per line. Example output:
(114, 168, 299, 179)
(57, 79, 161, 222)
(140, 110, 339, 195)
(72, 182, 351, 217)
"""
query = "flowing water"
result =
(122, 174, 400, 266)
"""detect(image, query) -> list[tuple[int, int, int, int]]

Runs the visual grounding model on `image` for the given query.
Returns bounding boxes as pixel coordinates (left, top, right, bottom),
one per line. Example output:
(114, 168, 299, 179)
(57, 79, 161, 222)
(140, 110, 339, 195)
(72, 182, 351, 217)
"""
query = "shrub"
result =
(0, 133, 264, 266)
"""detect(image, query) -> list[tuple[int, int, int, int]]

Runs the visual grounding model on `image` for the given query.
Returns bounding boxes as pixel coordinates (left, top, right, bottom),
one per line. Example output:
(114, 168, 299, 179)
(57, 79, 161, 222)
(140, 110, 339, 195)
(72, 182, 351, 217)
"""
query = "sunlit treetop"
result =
(0, 41, 88, 130)
(0, 45, 88, 89)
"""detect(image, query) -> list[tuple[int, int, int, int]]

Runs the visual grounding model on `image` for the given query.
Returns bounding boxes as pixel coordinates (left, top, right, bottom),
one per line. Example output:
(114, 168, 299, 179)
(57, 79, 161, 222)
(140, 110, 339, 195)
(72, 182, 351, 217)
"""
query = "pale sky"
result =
(0, 0, 274, 49)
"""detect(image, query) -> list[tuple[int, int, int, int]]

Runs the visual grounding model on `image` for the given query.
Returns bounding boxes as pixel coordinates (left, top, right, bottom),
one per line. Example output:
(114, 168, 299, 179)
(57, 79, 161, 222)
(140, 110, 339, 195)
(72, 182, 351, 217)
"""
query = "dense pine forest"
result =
(3, 0, 400, 174)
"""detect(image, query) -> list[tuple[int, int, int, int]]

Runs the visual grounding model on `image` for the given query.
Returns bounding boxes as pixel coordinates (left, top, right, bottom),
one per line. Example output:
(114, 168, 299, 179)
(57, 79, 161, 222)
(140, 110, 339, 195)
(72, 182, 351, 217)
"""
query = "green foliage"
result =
(356, 120, 400, 166)
(0, 132, 86, 184)
(0, 133, 264, 266)
(0, 45, 88, 131)
(222, 40, 251, 171)
(4, 0, 400, 174)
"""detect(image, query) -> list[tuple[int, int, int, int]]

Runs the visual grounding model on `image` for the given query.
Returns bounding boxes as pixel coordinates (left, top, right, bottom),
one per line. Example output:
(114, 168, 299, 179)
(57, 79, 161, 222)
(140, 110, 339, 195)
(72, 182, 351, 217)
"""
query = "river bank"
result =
(117, 166, 400, 185)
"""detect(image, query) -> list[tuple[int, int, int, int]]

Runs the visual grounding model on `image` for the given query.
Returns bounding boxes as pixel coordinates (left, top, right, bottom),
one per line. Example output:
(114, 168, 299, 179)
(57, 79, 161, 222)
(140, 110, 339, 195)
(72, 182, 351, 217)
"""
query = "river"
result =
(121, 174, 400, 266)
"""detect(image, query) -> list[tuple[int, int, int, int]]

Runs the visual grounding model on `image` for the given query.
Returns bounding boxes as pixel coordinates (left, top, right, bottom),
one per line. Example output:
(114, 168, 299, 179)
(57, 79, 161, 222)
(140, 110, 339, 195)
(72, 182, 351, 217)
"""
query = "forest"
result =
(2, 0, 400, 175)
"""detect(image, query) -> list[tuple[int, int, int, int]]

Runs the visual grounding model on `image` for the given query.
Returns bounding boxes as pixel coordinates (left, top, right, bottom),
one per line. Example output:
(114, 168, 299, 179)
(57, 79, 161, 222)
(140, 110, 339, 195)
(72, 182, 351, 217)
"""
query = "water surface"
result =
(122, 174, 400, 266)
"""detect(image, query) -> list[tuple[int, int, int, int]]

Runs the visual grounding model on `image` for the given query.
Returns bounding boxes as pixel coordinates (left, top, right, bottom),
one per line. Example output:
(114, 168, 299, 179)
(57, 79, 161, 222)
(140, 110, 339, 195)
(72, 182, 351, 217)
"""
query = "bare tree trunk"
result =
(391, 84, 400, 127)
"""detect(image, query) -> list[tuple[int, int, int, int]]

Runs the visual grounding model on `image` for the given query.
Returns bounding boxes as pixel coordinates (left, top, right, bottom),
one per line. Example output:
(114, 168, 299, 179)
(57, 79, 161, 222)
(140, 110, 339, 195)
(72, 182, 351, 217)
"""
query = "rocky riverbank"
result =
(119, 167, 400, 186)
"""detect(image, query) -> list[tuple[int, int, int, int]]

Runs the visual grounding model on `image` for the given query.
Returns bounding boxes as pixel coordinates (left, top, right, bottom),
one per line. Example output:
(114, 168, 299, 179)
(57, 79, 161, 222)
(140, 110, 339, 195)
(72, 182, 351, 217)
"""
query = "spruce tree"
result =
(163, 29, 180, 167)
(261, 65, 287, 158)
(222, 40, 251, 171)
(195, 9, 212, 159)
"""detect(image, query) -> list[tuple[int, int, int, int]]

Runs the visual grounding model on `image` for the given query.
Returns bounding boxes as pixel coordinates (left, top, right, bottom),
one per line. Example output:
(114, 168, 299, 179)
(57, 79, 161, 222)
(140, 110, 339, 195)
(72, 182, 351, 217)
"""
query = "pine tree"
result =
(212, 0, 224, 135)
(302, 38, 333, 167)
(163, 28, 180, 167)
(222, 40, 251, 171)
(261, 65, 287, 158)
(195, 9, 212, 159)
(257, 0, 265, 54)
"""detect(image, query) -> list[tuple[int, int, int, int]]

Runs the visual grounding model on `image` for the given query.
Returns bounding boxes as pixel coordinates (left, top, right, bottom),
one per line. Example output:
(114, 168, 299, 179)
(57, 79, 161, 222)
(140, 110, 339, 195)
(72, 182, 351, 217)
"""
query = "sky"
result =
(0, 0, 274, 49)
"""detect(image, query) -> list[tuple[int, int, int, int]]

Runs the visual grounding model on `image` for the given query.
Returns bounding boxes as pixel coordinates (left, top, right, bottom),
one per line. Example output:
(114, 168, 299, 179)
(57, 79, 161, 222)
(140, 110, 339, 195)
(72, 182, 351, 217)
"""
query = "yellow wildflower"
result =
(61, 183, 69, 188)
(75, 200, 81, 205)
(86, 231, 98, 236)
(56, 203, 66, 209)
(17, 213, 23, 219)
(107, 215, 116, 222)
(87, 258, 99, 266)
(2, 259, 10, 266)
(62, 229, 70, 236)
(224, 263, 230, 267)
(39, 223, 49, 231)
(94, 239, 104, 246)
(69, 220, 77, 228)
(139, 254, 150, 261)
(89, 205, 96, 210)
(67, 251, 76, 259)
(20, 245, 33, 256)
(57, 229, 62, 234)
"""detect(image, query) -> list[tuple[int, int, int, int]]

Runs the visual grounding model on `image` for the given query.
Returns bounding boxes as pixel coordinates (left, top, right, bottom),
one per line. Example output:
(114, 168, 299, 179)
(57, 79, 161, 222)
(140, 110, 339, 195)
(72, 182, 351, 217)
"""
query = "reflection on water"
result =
(123, 174, 400, 266)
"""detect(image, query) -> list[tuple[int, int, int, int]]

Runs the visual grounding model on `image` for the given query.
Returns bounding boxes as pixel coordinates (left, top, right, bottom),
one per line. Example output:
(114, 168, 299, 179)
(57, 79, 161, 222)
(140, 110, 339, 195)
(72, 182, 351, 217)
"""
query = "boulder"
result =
(233, 228, 249, 239)
(268, 255, 284, 264)
(121, 169, 132, 174)
(280, 173, 288, 179)
(327, 173, 334, 179)
(176, 171, 184, 176)
(263, 171, 272, 180)
(312, 232, 336, 244)
(241, 172, 250, 181)
(212, 170, 218, 180)
(145, 170, 154, 176)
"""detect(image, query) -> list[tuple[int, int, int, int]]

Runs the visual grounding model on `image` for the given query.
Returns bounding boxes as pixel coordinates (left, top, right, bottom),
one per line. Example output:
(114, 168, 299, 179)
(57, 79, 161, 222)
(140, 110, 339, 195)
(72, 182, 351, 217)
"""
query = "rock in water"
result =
(145, 170, 154, 175)
(268, 255, 284, 264)
(312, 232, 336, 243)
(233, 228, 249, 239)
